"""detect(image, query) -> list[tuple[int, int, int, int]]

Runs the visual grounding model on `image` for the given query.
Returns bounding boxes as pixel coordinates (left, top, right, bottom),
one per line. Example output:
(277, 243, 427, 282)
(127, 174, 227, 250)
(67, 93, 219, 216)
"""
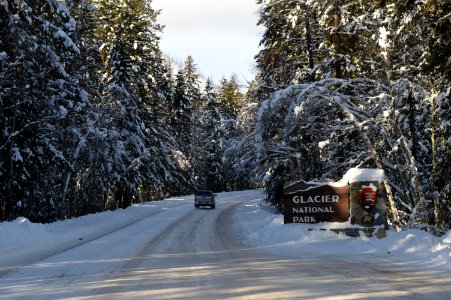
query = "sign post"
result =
(349, 180, 388, 238)
(282, 169, 389, 238)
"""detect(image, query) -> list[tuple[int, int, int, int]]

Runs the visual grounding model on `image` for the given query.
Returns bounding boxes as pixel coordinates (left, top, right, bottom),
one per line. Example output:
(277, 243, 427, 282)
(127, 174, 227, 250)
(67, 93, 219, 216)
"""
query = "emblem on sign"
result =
(361, 214, 374, 224)
(358, 184, 377, 208)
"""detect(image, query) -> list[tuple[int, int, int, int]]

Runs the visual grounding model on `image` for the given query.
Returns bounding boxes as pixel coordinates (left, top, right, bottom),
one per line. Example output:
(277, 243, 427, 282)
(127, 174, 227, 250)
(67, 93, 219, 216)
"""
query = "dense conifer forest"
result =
(0, 0, 449, 234)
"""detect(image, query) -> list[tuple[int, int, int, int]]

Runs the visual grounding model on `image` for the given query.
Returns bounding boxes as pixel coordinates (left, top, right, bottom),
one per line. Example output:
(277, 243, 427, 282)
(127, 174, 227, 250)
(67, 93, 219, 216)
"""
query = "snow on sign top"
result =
(284, 168, 386, 194)
(341, 168, 385, 183)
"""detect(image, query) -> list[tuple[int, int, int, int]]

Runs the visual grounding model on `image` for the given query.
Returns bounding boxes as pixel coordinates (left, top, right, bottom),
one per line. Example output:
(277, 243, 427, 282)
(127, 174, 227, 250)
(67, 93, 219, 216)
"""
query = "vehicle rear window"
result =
(196, 191, 212, 196)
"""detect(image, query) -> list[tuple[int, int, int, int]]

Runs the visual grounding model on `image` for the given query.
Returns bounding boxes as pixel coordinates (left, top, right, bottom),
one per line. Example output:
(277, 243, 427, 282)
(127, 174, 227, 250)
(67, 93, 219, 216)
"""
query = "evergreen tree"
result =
(172, 69, 192, 158)
(183, 55, 202, 111)
(418, 1, 451, 231)
(217, 74, 243, 120)
(255, 0, 313, 97)
(183, 55, 203, 183)
(0, 0, 89, 221)
(384, 0, 450, 231)
(196, 79, 224, 191)
(223, 81, 260, 191)
(94, 0, 192, 207)
(310, 0, 389, 80)
(65, 0, 102, 98)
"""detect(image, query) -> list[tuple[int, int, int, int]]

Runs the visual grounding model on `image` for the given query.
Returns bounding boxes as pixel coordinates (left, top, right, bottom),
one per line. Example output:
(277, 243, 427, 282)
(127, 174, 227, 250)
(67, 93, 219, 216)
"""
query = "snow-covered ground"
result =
(234, 196, 451, 271)
(0, 196, 195, 271)
(1, 190, 449, 274)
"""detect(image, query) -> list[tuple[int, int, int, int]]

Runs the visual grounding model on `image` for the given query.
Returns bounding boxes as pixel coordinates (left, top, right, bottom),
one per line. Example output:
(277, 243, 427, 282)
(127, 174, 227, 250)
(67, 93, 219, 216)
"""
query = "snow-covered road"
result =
(0, 190, 450, 299)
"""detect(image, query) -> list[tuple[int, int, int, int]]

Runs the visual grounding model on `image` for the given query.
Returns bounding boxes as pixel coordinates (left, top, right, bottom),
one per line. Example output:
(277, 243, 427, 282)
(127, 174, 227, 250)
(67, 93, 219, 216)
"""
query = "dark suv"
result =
(194, 190, 216, 209)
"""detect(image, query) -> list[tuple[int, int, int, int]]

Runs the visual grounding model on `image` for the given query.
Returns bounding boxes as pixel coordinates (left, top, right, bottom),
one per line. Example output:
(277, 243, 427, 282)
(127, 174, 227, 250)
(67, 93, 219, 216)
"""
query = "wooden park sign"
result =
(283, 181, 350, 224)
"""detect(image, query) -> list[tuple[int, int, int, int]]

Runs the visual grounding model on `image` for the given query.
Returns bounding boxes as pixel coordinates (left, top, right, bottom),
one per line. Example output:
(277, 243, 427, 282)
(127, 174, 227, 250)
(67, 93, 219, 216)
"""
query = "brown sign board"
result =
(283, 181, 350, 224)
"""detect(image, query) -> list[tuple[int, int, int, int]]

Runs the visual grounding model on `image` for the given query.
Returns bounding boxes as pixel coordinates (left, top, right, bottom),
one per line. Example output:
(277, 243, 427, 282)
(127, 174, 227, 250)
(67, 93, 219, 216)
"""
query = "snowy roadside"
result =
(233, 196, 451, 271)
(1, 190, 449, 274)
(0, 196, 193, 270)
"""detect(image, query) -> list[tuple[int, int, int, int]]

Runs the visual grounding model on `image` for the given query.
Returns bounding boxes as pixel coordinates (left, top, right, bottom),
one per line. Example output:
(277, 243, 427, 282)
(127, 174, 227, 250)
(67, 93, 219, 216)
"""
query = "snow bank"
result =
(0, 197, 192, 268)
(234, 197, 451, 270)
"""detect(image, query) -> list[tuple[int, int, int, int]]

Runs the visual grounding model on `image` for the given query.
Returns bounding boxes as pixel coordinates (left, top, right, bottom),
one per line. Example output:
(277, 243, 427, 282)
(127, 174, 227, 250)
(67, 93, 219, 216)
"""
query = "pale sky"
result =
(152, 0, 263, 85)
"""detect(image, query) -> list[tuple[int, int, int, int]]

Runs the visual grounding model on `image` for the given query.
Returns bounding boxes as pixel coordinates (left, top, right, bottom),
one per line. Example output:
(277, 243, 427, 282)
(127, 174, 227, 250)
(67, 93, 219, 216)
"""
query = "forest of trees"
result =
(0, 0, 449, 234)
(0, 0, 244, 222)
(247, 0, 450, 234)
